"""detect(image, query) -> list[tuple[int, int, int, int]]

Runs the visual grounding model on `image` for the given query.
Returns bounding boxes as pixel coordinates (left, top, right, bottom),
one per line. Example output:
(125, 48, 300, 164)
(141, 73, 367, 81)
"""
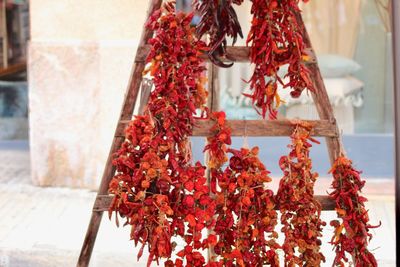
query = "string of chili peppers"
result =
(246, 0, 314, 119)
(166, 162, 219, 267)
(203, 111, 232, 265)
(329, 156, 381, 267)
(204, 111, 232, 194)
(205, 111, 280, 266)
(108, 4, 210, 266)
(276, 122, 326, 266)
(194, 0, 243, 67)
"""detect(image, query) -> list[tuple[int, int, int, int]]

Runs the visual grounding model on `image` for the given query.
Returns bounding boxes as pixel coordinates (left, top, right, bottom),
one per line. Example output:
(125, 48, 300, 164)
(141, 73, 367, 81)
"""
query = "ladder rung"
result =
(116, 119, 338, 137)
(94, 194, 335, 211)
(135, 45, 317, 64)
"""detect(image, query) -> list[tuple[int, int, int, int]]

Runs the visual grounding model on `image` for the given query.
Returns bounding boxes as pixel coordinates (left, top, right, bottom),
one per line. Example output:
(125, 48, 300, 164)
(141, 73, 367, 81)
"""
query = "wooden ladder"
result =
(77, 1, 343, 266)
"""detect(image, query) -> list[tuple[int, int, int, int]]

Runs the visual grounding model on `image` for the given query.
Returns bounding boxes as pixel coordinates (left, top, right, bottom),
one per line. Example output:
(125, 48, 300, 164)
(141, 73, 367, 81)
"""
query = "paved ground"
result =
(0, 141, 396, 267)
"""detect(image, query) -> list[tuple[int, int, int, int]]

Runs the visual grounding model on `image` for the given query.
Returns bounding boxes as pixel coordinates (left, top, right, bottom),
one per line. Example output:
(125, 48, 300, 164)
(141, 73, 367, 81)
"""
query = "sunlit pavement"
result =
(0, 141, 395, 267)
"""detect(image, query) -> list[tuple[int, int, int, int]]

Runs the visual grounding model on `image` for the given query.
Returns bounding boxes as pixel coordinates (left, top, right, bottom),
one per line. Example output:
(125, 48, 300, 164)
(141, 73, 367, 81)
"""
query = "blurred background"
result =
(0, 0, 395, 266)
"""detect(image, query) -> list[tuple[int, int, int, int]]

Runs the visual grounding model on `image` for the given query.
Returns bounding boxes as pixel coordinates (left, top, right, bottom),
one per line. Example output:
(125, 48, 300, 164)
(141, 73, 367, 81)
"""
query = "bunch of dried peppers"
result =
(329, 156, 380, 267)
(107, 3, 380, 267)
(205, 112, 280, 266)
(194, 0, 244, 67)
(276, 123, 326, 266)
(108, 4, 212, 266)
(194, 0, 314, 118)
(245, 0, 314, 119)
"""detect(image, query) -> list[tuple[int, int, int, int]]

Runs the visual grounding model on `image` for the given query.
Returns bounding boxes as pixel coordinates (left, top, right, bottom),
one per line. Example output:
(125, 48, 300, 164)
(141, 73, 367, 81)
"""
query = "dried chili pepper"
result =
(246, 0, 314, 119)
(276, 122, 326, 266)
(202, 111, 231, 265)
(194, 0, 243, 67)
(204, 111, 232, 195)
(329, 156, 380, 267)
(108, 3, 209, 266)
(106, 3, 383, 267)
(218, 147, 280, 266)
(205, 111, 279, 266)
(170, 162, 220, 267)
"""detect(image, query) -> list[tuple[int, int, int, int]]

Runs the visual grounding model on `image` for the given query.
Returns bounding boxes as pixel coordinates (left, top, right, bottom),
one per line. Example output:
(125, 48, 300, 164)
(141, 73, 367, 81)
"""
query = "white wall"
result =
(28, 1, 149, 188)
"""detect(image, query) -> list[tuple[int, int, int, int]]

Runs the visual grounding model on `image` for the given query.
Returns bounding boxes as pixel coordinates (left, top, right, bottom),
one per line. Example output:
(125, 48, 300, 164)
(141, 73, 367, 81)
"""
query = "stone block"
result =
(28, 41, 137, 188)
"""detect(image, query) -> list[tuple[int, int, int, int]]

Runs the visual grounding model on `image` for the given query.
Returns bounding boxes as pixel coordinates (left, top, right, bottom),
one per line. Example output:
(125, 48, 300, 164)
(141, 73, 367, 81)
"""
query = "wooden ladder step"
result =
(93, 194, 336, 211)
(134, 45, 317, 64)
(115, 119, 338, 138)
(0, 61, 26, 77)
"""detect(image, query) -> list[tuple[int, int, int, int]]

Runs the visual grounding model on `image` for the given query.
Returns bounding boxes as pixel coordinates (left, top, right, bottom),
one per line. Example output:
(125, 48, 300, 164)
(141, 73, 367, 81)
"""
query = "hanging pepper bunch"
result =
(329, 156, 380, 267)
(109, 116, 174, 266)
(245, 0, 314, 119)
(276, 123, 326, 266)
(204, 111, 279, 266)
(204, 111, 232, 194)
(216, 147, 280, 266)
(108, 4, 210, 266)
(194, 0, 243, 67)
(165, 162, 220, 267)
(202, 111, 231, 265)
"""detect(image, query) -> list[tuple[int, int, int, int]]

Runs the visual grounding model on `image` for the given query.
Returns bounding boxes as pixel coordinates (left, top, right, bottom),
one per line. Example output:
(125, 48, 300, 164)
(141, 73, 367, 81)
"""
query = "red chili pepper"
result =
(108, 4, 212, 266)
(329, 156, 380, 267)
(205, 112, 280, 266)
(106, 3, 382, 267)
(246, 0, 314, 119)
(276, 122, 326, 266)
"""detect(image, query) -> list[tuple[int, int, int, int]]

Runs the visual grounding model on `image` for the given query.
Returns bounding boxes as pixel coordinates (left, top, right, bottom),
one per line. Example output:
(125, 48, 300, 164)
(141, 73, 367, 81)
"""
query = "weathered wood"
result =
(1, 1, 8, 69)
(115, 119, 338, 137)
(206, 63, 216, 111)
(136, 45, 250, 63)
(93, 195, 114, 212)
(77, 1, 162, 266)
(295, 13, 344, 163)
(94, 194, 336, 211)
(0, 62, 26, 77)
(136, 45, 317, 64)
(77, 211, 102, 266)
(211, 65, 220, 111)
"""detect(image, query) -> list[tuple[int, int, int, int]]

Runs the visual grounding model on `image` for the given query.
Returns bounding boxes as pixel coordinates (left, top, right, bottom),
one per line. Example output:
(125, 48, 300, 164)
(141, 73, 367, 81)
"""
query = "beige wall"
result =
(30, 0, 148, 41)
(29, 1, 149, 188)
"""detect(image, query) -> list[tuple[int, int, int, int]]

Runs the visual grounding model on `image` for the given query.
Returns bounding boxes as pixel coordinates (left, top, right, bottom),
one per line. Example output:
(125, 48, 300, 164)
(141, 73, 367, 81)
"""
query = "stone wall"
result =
(28, 0, 148, 188)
